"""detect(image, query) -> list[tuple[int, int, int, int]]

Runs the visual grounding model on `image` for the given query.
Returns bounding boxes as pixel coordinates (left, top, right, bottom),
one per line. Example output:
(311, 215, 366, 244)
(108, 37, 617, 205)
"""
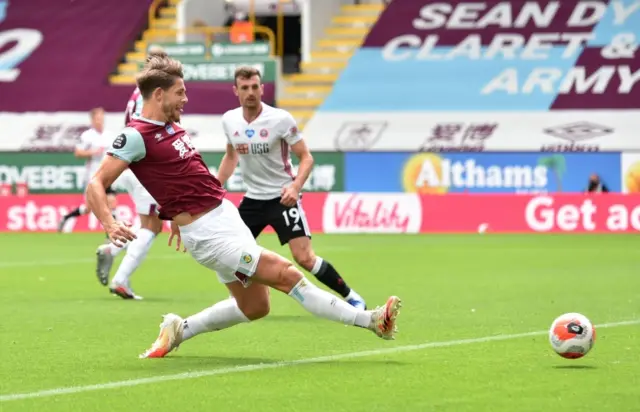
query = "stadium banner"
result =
(210, 42, 271, 58)
(620, 152, 640, 193)
(147, 42, 207, 61)
(323, 193, 423, 234)
(3, 192, 639, 234)
(1, 112, 307, 152)
(307, 0, 640, 151)
(344, 152, 621, 193)
(417, 193, 640, 233)
(0, 113, 227, 152)
(0, 0, 274, 114)
(303, 111, 640, 152)
(0, 152, 344, 194)
(182, 59, 276, 82)
(320, 0, 640, 112)
(0, 193, 326, 233)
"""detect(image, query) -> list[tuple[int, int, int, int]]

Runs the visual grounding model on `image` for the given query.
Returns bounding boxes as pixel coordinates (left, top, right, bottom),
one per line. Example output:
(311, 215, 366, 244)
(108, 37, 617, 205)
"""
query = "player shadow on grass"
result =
(157, 356, 407, 367)
(260, 314, 311, 323)
(552, 365, 597, 370)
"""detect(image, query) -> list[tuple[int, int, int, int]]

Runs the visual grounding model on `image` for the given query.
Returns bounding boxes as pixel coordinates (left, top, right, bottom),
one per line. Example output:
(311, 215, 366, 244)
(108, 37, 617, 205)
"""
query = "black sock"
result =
(63, 206, 84, 220)
(313, 259, 351, 298)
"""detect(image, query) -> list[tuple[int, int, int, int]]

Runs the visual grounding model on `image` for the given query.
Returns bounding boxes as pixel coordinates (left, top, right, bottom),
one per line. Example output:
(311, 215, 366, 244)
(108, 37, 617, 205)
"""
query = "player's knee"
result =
(255, 250, 304, 293)
(237, 296, 270, 320)
(292, 252, 316, 272)
(277, 262, 304, 293)
(289, 238, 316, 271)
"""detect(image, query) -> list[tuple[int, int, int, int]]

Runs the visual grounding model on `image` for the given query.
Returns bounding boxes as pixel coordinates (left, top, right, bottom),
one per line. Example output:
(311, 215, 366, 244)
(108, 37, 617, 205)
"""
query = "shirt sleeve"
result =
(221, 115, 233, 144)
(75, 130, 92, 151)
(106, 127, 146, 163)
(279, 112, 303, 146)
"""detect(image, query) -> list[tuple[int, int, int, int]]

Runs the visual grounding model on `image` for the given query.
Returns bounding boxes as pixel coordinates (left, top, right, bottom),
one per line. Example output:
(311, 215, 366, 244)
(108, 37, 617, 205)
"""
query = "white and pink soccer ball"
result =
(548, 313, 596, 359)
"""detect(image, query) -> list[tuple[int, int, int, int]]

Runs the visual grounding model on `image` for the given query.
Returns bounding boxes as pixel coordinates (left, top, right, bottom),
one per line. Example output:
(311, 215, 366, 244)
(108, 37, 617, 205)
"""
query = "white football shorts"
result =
(179, 198, 264, 286)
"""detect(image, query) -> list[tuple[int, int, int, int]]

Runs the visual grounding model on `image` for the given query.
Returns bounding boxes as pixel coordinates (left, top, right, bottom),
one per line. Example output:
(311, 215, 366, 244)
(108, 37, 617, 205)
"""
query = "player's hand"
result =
(106, 221, 136, 247)
(280, 185, 299, 207)
(168, 222, 187, 253)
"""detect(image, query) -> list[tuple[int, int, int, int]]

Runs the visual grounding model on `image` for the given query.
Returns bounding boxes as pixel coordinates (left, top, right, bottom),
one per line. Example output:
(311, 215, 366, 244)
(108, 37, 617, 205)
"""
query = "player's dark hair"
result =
(136, 56, 184, 99)
(234, 66, 261, 86)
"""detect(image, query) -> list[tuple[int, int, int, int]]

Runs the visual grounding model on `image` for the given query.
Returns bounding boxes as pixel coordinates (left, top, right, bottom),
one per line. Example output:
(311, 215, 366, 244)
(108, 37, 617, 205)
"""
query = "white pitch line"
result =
(1, 319, 638, 403)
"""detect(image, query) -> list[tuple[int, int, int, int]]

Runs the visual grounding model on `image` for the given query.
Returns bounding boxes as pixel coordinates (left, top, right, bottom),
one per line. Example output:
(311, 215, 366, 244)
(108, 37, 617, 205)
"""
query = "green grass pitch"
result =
(0, 233, 639, 411)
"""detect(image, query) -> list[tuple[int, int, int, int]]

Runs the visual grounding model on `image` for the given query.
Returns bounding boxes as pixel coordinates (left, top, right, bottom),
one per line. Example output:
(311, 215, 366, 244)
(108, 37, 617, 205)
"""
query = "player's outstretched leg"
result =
(138, 250, 399, 359)
(139, 283, 268, 358)
(288, 237, 367, 310)
(255, 249, 399, 339)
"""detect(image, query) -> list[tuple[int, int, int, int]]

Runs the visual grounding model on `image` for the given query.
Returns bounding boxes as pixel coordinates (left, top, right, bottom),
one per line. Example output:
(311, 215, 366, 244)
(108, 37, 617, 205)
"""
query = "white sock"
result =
(111, 228, 155, 285)
(108, 242, 128, 257)
(288, 278, 371, 328)
(182, 298, 250, 341)
(107, 220, 141, 256)
(310, 257, 323, 275)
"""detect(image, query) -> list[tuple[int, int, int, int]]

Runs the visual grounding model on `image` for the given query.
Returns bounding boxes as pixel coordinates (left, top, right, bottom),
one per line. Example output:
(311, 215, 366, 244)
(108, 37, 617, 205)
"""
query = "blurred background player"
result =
(94, 48, 168, 300)
(97, 169, 162, 300)
(586, 174, 610, 193)
(58, 107, 117, 232)
(218, 67, 367, 310)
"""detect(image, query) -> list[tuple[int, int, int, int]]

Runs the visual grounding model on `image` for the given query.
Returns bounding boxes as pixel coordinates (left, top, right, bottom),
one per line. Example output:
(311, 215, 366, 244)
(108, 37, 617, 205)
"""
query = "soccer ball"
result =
(548, 313, 596, 359)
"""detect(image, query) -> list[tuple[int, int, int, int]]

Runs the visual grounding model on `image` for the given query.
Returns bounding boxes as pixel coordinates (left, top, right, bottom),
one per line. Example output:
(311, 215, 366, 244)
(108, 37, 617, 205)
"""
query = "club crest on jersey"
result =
(260, 129, 269, 139)
(245, 129, 255, 138)
(165, 124, 176, 135)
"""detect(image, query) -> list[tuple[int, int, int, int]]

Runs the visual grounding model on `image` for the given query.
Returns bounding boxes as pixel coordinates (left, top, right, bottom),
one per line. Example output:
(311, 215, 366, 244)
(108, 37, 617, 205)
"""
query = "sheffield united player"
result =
(218, 67, 367, 309)
(94, 48, 168, 300)
(58, 107, 117, 232)
(86, 55, 401, 358)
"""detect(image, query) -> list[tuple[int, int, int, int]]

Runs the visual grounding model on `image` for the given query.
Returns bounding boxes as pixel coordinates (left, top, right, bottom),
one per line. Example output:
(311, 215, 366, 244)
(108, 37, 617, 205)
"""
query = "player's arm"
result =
(281, 114, 313, 191)
(87, 156, 129, 227)
(289, 139, 314, 191)
(88, 129, 146, 229)
(217, 143, 238, 186)
(74, 131, 101, 159)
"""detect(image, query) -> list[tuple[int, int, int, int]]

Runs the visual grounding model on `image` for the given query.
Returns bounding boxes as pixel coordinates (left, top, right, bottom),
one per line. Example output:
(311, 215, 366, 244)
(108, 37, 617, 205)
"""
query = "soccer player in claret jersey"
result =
(219, 66, 367, 310)
(86, 55, 401, 359)
(94, 48, 168, 300)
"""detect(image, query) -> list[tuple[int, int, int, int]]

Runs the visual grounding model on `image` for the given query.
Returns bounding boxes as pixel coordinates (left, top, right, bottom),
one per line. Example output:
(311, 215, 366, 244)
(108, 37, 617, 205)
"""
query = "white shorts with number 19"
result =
(179, 199, 264, 286)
